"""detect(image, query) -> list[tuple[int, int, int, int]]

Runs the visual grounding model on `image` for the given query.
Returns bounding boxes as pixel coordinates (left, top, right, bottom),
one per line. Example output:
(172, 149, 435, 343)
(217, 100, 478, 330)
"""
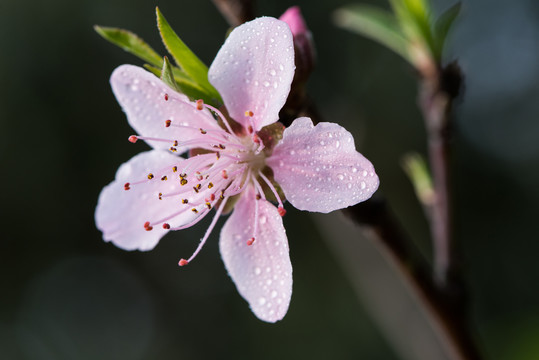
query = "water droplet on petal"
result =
(259, 216, 267, 224)
(337, 174, 345, 181)
(271, 290, 278, 298)
(361, 181, 366, 189)
(254, 267, 261, 275)
(258, 297, 266, 305)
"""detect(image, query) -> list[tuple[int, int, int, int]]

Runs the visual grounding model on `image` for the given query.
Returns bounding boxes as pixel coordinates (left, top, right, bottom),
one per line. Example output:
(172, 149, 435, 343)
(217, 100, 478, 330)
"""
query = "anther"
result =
(253, 134, 261, 144)
(144, 221, 153, 231)
(158, 192, 163, 200)
(196, 172, 203, 181)
(205, 202, 212, 209)
(216, 152, 221, 159)
(222, 170, 228, 179)
(172, 166, 178, 172)
(208, 182, 214, 189)
(147, 173, 154, 180)
(220, 190, 225, 200)
(163, 223, 171, 229)
(178, 259, 189, 266)
(256, 194, 261, 200)
(180, 173, 187, 178)
(164, 93, 169, 101)
(173, 140, 178, 146)
(161, 176, 168, 181)
(196, 99, 204, 110)
(247, 237, 255, 246)
(128, 135, 138, 143)
(180, 179, 188, 186)
(278, 207, 287, 217)
(247, 125, 254, 134)
(165, 120, 172, 127)
(245, 110, 254, 117)
(219, 144, 226, 149)
(210, 194, 215, 201)
(124, 182, 131, 191)
(191, 208, 198, 213)
(199, 128, 207, 134)
(169, 147, 177, 152)
(182, 199, 189, 204)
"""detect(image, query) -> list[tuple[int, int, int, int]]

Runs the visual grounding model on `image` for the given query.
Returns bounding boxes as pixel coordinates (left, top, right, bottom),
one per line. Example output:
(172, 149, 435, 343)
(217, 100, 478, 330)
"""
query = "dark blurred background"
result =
(1, 0, 539, 359)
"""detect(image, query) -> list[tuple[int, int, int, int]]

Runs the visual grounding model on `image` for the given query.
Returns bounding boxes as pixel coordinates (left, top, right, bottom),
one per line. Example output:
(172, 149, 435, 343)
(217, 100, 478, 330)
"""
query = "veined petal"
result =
(208, 17, 295, 132)
(95, 150, 200, 251)
(266, 117, 379, 213)
(111, 65, 221, 152)
(219, 188, 292, 323)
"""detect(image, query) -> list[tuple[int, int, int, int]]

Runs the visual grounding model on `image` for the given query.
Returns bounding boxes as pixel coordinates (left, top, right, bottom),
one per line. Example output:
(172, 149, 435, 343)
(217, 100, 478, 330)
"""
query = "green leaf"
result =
(143, 64, 216, 103)
(94, 26, 163, 67)
(434, 2, 461, 58)
(160, 56, 180, 91)
(333, 5, 412, 63)
(155, 7, 221, 104)
(401, 152, 435, 207)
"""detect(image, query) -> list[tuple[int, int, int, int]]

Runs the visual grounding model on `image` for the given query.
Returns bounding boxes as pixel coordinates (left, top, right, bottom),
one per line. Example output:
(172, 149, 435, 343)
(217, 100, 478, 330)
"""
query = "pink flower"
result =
(95, 17, 379, 322)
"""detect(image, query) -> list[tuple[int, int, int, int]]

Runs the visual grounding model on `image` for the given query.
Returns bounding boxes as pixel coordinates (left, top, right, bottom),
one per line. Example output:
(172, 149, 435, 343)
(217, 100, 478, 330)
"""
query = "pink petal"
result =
(111, 65, 221, 152)
(279, 6, 308, 37)
(219, 188, 292, 322)
(95, 150, 199, 251)
(208, 17, 295, 132)
(266, 117, 379, 213)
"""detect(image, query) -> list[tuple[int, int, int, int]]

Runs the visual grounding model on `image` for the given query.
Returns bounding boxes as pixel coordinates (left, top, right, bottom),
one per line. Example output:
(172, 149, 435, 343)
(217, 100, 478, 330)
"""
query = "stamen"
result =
(250, 191, 260, 244)
(178, 259, 188, 266)
(128, 135, 138, 143)
(278, 207, 286, 217)
(251, 174, 267, 201)
(183, 196, 229, 264)
(144, 221, 153, 231)
(196, 99, 204, 110)
(258, 171, 284, 209)
(124, 182, 130, 191)
(203, 103, 236, 137)
(180, 178, 188, 186)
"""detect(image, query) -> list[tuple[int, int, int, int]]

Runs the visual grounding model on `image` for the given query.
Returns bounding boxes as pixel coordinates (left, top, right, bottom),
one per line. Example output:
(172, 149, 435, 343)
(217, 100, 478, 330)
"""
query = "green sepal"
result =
(156, 7, 222, 104)
(94, 26, 163, 67)
(433, 2, 461, 58)
(144, 64, 216, 103)
(334, 5, 411, 63)
(160, 56, 180, 92)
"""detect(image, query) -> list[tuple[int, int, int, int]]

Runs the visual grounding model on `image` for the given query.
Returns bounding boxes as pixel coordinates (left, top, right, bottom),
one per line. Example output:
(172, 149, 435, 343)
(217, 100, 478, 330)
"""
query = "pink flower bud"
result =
(279, 6, 315, 84)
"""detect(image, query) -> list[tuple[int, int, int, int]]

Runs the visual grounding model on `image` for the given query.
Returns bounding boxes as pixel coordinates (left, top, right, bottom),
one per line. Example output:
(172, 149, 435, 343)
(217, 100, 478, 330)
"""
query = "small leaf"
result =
(333, 5, 411, 63)
(144, 64, 217, 103)
(94, 26, 163, 67)
(160, 56, 180, 92)
(156, 7, 221, 103)
(401, 153, 435, 207)
(434, 2, 461, 57)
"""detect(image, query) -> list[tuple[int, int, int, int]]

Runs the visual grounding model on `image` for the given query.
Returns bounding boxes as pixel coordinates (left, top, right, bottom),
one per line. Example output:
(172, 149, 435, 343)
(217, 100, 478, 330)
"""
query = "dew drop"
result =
(320, 140, 325, 146)
(337, 174, 345, 181)
(263, 81, 270, 87)
(259, 216, 267, 224)
(269, 69, 276, 76)
(352, 167, 358, 173)
(335, 141, 340, 148)
(254, 267, 261, 275)
(271, 290, 278, 298)
(361, 181, 366, 189)
(258, 297, 266, 305)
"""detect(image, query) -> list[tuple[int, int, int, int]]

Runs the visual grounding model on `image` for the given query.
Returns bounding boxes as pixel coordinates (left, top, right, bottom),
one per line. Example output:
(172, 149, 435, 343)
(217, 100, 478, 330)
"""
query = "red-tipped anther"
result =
(252, 134, 261, 144)
(124, 182, 131, 191)
(247, 125, 254, 134)
(247, 237, 255, 246)
(210, 193, 216, 201)
(278, 207, 287, 217)
(162, 223, 171, 229)
(128, 135, 138, 143)
(245, 110, 254, 117)
(222, 170, 228, 179)
(164, 93, 169, 101)
(196, 99, 204, 110)
(165, 120, 172, 127)
(178, 259, 189, 266)
(144, 221, 153, 231)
